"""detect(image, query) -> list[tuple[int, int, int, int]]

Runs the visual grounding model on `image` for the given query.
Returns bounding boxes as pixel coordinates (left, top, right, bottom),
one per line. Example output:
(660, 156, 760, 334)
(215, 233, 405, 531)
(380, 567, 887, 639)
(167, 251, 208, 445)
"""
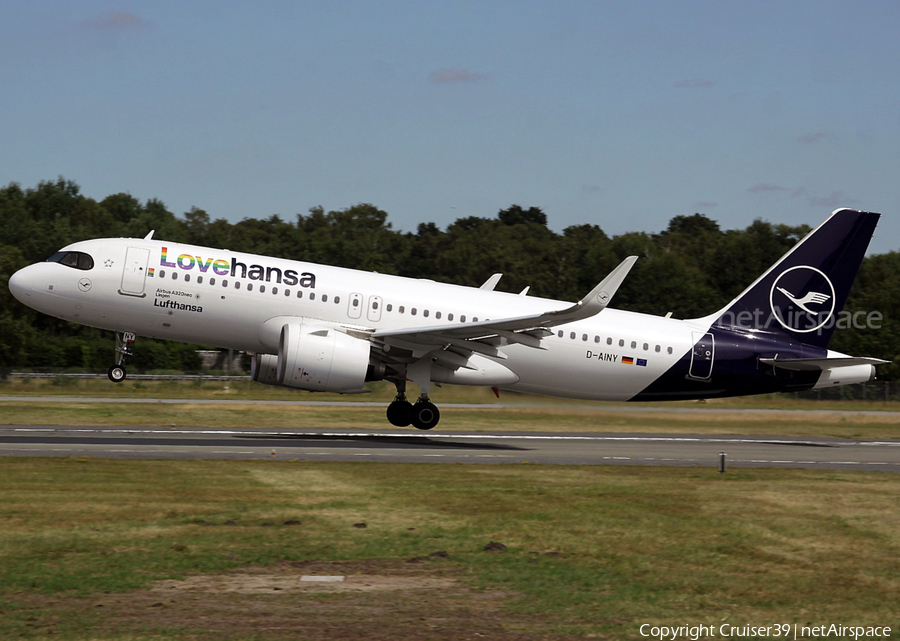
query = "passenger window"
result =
(606, 337, 612, 345)
(667, 347, 673, 354)
(435, 311, 441, 319)
(247, 283, 253, 291)
(448, 313, 454, 321)
(570, 332, 576, 340)
(460, 315, 466, 322)
(423, 310, 429, 317)
(272, 287, 278, 295)
(399, 306, 405, 313)
(643, 343, 648, 351)
(260, 285, 266, 293)
(297, 291, 303, 298)
(334, 296, 340, 304)
(209, 277, 215, 285)
(185, 274, 191, 282)
(159, 269, 166, 278)
(309, 292, 316, 300)
(322, 294, 327, 302)
(197, 276, 203, 284)
(222, 279, 228, 287)
(619, 339, 624, 347)
(386, 304, 393, 312)
(411, 308, 417, 316)
(172, 272, 178, 280)
(631, 341, 637, 349)
(594, 336, 600, 343)
(473, 317, 478, 322)
(582, 334, 588, 341)
(285, 289, 291, 296)
(235, 282, 241, 289)
(655, 345, 661, 352)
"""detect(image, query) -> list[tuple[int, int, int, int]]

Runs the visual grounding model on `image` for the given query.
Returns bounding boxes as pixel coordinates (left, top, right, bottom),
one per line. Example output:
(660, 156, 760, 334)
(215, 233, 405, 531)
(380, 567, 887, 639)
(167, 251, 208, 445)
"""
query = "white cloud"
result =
(798, 132, 827, 143)
(807, 191, 860, 209)
(429, 69, 490, 83)
(748, 183, 788, 193)
(673, 79, 715, 89)
(82, 11, 151, 29)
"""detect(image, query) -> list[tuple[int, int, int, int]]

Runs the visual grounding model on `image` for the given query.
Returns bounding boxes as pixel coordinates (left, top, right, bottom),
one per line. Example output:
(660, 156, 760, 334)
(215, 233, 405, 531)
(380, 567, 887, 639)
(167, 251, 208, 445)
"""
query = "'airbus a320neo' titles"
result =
(8, 209, 887, 430)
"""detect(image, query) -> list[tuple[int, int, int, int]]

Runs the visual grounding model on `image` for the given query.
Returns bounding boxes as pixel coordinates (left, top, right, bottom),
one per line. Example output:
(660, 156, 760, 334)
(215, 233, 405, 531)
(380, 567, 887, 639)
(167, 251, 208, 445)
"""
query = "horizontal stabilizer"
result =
(760, 357, 890, 372)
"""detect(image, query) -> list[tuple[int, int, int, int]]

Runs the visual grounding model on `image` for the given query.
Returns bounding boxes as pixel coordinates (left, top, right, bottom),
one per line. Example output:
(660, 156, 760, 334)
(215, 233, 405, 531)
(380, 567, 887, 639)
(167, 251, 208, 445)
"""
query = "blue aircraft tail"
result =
(705, 209, 880, 350)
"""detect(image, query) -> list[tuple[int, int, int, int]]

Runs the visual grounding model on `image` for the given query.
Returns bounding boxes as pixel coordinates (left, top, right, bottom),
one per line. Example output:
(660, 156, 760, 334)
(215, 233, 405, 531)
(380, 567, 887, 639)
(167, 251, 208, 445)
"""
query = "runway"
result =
(1, 425, 898, 472)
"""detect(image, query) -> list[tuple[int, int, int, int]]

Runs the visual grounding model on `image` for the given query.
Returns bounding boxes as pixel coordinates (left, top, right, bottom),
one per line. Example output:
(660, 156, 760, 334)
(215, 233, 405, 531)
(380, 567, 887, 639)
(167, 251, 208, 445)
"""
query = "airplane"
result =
(7, 208, 888, 430)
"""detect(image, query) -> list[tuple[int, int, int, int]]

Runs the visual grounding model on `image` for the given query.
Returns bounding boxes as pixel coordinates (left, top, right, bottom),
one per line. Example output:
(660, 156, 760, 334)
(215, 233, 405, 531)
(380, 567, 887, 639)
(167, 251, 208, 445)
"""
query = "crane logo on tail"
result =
(775, 287, 831, 314)
(769, 265, 836, 333)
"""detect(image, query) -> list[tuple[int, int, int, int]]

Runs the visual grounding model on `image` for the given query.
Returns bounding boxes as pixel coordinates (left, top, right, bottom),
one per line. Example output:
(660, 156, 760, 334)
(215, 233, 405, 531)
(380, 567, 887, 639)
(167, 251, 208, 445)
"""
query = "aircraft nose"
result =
(7, 267, 33, 303)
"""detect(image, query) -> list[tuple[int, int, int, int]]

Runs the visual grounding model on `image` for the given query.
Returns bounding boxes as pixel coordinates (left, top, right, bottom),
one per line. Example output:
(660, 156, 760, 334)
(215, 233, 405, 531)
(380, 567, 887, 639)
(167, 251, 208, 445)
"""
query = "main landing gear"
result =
(108, 332, 135, 383)
(386, 381, 440, 430)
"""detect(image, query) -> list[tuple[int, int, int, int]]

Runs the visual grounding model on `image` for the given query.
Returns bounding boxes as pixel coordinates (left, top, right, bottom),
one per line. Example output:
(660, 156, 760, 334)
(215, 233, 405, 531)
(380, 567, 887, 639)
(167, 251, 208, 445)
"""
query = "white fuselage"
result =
(11, 237, 705, 401)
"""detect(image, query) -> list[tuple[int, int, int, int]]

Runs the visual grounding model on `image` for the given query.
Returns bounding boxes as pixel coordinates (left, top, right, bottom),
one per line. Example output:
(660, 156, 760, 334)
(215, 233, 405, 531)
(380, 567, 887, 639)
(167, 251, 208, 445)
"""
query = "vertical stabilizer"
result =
(704, 209, 879, 349)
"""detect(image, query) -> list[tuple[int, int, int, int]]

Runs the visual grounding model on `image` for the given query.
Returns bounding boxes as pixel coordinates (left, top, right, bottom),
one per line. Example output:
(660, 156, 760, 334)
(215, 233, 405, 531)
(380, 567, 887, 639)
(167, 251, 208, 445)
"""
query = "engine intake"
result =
(251, 322, 372, 393)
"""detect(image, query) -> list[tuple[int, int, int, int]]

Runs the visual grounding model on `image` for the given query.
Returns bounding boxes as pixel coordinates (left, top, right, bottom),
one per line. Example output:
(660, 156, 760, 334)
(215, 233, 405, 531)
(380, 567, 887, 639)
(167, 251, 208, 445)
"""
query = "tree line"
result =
(1, 178, 897, 379)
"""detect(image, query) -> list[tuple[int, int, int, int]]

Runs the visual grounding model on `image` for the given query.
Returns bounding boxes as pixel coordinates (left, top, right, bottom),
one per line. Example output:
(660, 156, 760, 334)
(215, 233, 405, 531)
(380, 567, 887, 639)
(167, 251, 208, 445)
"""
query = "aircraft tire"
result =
(386, 400, 413, 427)
(108, 365, 127, 383)
(410, 401, 440, 431)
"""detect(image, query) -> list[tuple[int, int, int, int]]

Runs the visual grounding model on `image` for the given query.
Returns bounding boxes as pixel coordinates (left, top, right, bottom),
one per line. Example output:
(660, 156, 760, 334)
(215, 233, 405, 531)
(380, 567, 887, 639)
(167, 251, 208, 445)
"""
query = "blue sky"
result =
(2, 1, 899, 253)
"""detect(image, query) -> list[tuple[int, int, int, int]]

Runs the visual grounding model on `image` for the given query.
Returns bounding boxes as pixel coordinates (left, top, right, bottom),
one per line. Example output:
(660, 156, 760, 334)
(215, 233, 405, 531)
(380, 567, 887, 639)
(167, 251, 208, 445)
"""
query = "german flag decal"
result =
(622, 356, 634, 365)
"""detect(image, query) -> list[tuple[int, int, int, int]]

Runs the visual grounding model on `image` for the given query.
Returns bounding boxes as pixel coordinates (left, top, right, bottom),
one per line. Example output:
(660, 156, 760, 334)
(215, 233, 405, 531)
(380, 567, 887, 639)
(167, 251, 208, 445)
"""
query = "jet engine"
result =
(250, 322, 373, 393)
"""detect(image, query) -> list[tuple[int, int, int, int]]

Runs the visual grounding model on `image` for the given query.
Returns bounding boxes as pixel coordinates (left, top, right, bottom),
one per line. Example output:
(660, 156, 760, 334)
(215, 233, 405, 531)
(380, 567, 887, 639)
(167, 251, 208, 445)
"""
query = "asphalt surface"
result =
(1, 425, 898, 472)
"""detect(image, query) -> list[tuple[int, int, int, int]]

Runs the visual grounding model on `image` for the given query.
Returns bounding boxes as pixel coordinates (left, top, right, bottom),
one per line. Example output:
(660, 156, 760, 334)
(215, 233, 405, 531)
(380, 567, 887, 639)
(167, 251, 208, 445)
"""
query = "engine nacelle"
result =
(277, 322, 371, 393)
(250, 353, 279, 385)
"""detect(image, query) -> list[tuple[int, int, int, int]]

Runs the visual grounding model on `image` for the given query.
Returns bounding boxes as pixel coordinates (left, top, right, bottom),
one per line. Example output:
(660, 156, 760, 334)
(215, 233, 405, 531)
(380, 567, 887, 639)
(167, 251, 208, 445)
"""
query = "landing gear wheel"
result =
(411, 401, 440, 431)
(110, 332, 135, 384)
(386, 399, 413, 427)
(108, 365, 127, 383)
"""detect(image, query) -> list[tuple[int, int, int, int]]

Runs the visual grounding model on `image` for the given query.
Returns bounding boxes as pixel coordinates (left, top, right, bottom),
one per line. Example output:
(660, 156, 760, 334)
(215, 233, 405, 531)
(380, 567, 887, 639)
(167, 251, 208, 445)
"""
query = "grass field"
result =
(3, 375, 899, 409)
(1, 377, 898, 639)
(2, 377, 900, 439)
(0, 459, 898, 640)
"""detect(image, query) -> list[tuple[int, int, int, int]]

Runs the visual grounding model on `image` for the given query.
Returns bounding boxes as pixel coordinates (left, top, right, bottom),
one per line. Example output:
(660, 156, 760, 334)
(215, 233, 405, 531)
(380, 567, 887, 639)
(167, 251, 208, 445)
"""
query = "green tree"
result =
(183, 207, 211, 246)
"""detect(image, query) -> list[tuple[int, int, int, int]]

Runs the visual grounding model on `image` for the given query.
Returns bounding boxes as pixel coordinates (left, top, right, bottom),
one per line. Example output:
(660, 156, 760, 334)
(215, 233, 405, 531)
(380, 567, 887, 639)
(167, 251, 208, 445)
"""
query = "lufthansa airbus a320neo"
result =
(8, 209, 887, 430)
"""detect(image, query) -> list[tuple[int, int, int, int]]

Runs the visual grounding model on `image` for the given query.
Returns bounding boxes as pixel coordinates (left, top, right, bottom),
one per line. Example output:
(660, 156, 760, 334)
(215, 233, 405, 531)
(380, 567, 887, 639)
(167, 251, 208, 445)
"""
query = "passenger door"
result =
(119, 247, 150, 297)
(688, 332, 714, 379)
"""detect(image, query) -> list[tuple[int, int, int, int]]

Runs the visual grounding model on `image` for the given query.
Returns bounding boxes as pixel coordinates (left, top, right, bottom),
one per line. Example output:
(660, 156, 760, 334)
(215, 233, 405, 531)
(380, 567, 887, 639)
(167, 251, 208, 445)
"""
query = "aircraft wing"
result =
(371, 256, 637, 360)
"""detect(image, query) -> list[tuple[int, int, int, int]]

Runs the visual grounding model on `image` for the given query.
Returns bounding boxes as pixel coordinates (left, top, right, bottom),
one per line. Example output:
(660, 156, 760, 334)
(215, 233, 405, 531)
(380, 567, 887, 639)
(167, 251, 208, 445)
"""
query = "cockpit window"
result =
(46, 251, 94, 271)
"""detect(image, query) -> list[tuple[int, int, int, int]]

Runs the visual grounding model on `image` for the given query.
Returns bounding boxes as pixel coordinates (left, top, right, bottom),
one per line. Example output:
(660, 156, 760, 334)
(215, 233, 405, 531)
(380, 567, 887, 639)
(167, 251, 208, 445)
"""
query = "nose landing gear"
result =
(108, 332, 135, 383)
